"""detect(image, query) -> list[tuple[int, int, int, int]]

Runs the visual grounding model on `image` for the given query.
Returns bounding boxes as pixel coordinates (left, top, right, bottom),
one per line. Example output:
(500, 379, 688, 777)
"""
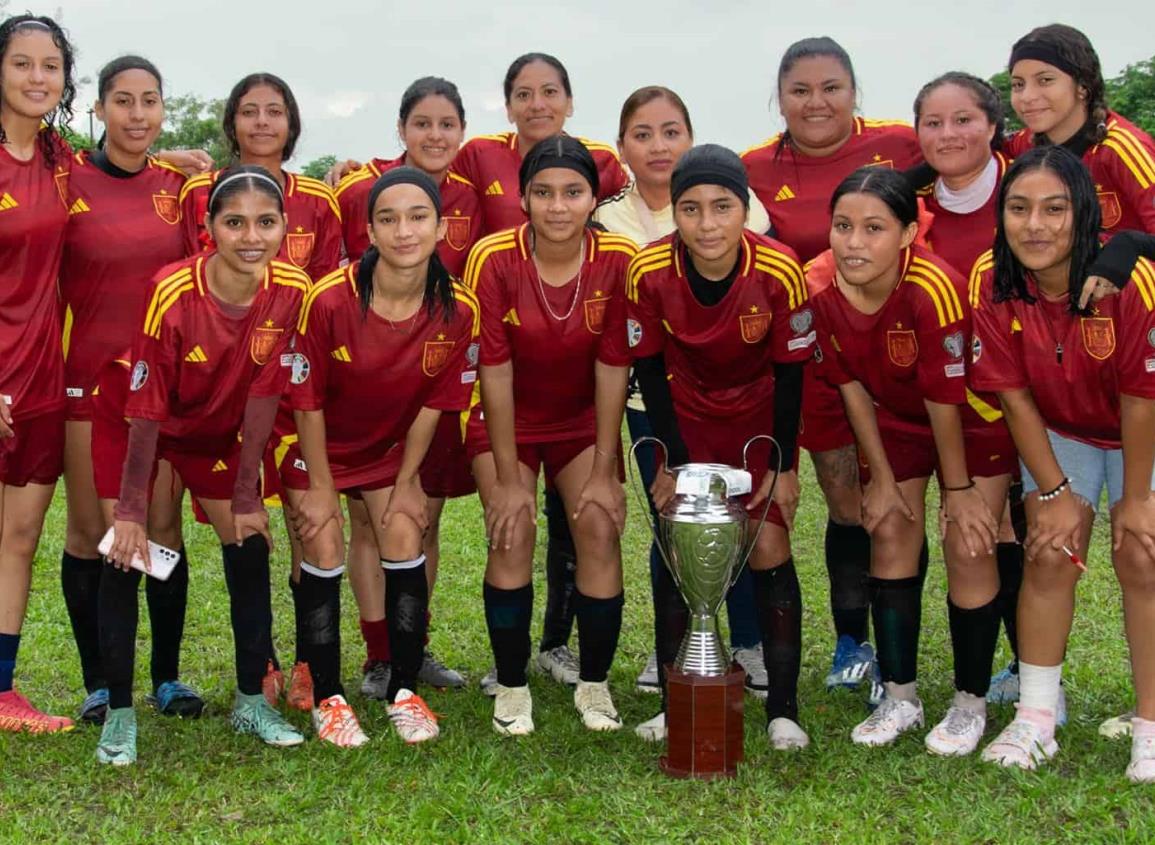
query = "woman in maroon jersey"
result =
(0, 13, 77, 734)
(467, 135, 634, 736)
(742, 37, 923, 696)
(971, 146, 1155, 782)
(57, 55, 203, 727)
(93, 166, 308, 764)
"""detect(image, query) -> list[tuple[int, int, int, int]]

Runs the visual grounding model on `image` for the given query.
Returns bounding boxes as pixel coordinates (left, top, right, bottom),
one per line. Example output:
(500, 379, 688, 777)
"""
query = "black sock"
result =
(145, 545, 189, 690)
(996, 542, 1023, 670)
(917, 538, 930, 586)
(948, 596, 1001, 698)
(824, 521, 870, 643)
(221, 535, 274, 696)
(540, 488, 577, 652)
(869, 575, 922, 685)
(98, 564, 142, 709)
(575, 590, 623, 683)
(753, 560, 802, 722)
(289, 573, 305, 667)
(485, 581, 533, 688)
(62, 552, 106, 692)
(384, 557, 429, 699)
(653, 559, 688, 713)
(295, 564, 344, 703)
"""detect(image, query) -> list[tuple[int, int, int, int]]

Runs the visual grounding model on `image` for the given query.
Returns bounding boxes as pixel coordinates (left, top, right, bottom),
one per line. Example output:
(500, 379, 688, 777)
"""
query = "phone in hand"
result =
(97, 527, 180, 581)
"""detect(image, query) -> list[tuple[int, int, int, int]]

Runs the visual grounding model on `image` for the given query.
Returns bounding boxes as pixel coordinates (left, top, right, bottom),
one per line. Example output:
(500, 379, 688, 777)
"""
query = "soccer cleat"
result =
(146, 680, 205, 718)
(574, 680, 622, 732)
(733, 644, 769, 700)
(1100, 710, 1135, 740)
(313, 694, 369, 748)
(534, 645, 580, 685)
(231, 692, 305, 747)
(479, 666, 499, 697)
(79, 688, 109, 725)
(851, 696, 924, 746)
(492, 684, 534, 736)
(261, 660, 284, 708)
(359, 661, 392, 701)
(286, 662, 314, 712)
(635, 711, 667, 743)
(1126, 729, 1155, 783)
(867, 662, 885, 708)
(768, 717, 810, 750)
(1056, 686, 1069, 728)
(636, 652, 660, 694)
(980, 706, 1058, 770)
(826, 636, 875, 690)
(95, 707, 137, 766)
(418, 649, 465, 689)
(986, 662, 1020, 705)
(387, 689, 440, 744)
(0, 689, 74, 734)
(925, 706, 987, 756)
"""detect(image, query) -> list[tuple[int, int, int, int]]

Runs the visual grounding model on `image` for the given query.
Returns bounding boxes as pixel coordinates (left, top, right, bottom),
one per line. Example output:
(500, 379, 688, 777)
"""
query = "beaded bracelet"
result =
(1038, 477, 1071, 502)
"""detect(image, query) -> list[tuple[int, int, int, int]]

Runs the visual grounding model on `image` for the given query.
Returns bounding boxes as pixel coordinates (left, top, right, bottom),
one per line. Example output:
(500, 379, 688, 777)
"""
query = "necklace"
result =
(532, 236, 585, 322)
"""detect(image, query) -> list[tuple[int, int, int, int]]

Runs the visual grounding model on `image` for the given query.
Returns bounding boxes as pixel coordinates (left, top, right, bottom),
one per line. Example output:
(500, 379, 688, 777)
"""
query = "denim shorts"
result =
(1020, 428, 1155, 512)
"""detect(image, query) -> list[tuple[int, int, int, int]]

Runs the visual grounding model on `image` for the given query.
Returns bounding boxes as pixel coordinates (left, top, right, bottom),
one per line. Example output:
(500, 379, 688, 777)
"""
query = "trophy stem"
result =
(674, 613, 730, 676)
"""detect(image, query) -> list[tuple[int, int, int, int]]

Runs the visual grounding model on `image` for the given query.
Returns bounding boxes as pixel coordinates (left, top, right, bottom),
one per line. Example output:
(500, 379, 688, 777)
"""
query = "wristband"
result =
(1038, 478, 1071, 502)
(943, 480, 975, 492)
(594, 447, 617, 461)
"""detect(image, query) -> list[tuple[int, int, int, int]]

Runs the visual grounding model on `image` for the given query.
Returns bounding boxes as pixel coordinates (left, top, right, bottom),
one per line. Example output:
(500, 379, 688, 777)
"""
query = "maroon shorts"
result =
(65, 387, 95, 422)
(860, 419, 1018, 485)
(465, 407, 596, 484)
(798, 369, 855, 454)
(278, 439, 403, 495)
(420, 412, 476, 499)
(0, 408, 65, 487)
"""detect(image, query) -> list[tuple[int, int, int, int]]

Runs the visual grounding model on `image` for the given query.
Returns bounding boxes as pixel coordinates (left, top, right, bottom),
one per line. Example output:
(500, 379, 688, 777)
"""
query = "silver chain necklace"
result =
(532, 237, 585, 322)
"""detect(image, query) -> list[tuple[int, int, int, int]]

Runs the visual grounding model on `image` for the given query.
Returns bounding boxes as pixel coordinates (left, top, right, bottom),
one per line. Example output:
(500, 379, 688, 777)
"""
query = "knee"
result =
(381, 513, 424, 561)
(306, 531, 345, 571)
(749, 529, 791, 570)
(575, 510, 618, 556)
(64, 520, 105, 557)
(2, 513, 47, 558)
(825, 492, 861, 527)
(1114, 543, 1155, 593)
(1023, 548, 1080, 592)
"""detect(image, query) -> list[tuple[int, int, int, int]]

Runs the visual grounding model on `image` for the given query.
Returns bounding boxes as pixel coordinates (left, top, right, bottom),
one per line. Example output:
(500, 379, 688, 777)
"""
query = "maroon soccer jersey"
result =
(290, 265, 479, 487)
(0, 133, 71, 422)
(59, 153, 188, 417)
(1004, 112, 1155, 234)
(467, 225, 634, 442)
(334, 154, 482, 275)
(969, 252, 1155, 448)
(627, 231, 814, 421)
(124, 255, 308, 456)
(179, 170, 343, 281)
(742, 118, 922, 263)
(922, 152, 1008, 278)
(451, 132, 628, 235)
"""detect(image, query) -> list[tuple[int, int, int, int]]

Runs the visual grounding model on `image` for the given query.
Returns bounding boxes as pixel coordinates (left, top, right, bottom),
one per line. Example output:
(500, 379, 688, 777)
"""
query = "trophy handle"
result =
(626, 436, 682, 589)
(732, 434, 783, 588)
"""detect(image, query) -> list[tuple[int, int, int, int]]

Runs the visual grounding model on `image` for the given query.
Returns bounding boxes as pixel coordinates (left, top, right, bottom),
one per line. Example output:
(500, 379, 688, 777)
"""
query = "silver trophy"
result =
(629, 436, 779, 676)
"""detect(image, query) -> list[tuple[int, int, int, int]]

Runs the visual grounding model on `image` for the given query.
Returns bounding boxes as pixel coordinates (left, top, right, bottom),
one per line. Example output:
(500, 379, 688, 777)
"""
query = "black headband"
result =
(518, 135, 599, 197)
(1008, 40, 1079, 79)
(670, 143, 749, 209)
(367, 166, 441, 218)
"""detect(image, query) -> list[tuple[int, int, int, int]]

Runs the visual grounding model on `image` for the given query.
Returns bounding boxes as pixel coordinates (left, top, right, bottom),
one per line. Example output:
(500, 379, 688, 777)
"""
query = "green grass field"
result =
(3, 459, 1153, 844)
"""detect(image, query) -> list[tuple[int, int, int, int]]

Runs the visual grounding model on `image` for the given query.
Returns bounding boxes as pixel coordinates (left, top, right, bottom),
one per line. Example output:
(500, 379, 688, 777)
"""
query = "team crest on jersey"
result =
(130, 361, 149, 392)
(942, 331, 965, 359)
(627, 319, 643, 348)
(289, 353, 310, 385)
(1081, 316, 1116, 360)
(251, 323, 282, 365)
(886, 329, 918, 367)
(1096, 190, 1122, 229)
(444, 216, 471, 251)
(865, 154, 895, 169)
(971, 336, 983, 364)
(466, 342, 480, 367)
(152, 193, 179, 225)
(813, 344, 824, 364)
(285, 231, 315, 268)
(584, 293, 610, 334)
(1148, 328, 1155, 349)
(739, 311, 772, 344)
(790, 308, 813, 335)
(422, 338, 455, 377)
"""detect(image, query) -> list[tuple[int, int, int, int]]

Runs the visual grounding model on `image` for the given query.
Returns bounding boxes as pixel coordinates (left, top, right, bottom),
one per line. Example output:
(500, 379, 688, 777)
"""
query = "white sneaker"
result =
(768, 717, 809, 750)
(1126, 729, 1155, 783)
(635, 711, 666, 743)
(925, 705, 986, 756)
(980, 706, 1058, 770)
(479, 666, 498, 697)
(312, 694, 369, 748)
(851, 697, 924, 746)
(574, 680, 622, 732)
(733, 644, 769, 700)
(492, 684, 534, 736)
(386, 689, 439, 744)
(535, 645, 580, 685)
(636, 653, 660, 694)
(1100, 710, 1134, 740)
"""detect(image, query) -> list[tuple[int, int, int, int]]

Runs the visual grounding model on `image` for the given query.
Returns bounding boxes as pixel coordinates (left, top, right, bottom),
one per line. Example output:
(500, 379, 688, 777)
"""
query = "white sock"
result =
(952, 689, 987, 716)
(1018, 661, 1062, 717)
(884, 681, 918, 702)
(1134, 716, 1155, 738)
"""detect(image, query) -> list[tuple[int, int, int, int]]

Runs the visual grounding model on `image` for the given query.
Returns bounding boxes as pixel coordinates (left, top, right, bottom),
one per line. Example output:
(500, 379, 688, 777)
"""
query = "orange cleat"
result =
(313, 694, 368, 748)
(0, 689, 75, 734)
(286, 662, 314, 712)
(261, 660, 285, 708)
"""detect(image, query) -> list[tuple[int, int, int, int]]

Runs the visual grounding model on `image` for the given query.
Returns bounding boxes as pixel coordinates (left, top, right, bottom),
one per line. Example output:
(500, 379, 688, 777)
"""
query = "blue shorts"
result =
(1020, 428, 1155, 512)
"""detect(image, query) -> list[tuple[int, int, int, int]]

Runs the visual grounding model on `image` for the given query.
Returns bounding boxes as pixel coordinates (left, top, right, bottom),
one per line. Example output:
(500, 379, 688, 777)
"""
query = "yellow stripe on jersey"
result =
(1132, 258, 1155, 311)
(754, 246, 806, 307)
(577, 137, 621, 159)
(740, 135, 783, 158)
(861, 118, 914, 129)
(626, 246, 675, 302)
(470, 133, 512, 144)
(144, 268, 196, 338)
(451, 281, 482, 337)
(446, 171, 475, 188)
(294, 177, 342, 220)
(661, 319, 674, 335)
(968, 250, 995, 309)
(61, 304, 73, 361)
(330, 346, 352, 363)
(299, 268, 350, 334)
(966, 388, 1004, 423)
(1103, 127, 1155, 188)
(178, 171, 213, 205)
(150, 157, 187, 178)
(334, 166, 375, 199)
(463, 231, 518, 291)
(909, 258, 962, 323)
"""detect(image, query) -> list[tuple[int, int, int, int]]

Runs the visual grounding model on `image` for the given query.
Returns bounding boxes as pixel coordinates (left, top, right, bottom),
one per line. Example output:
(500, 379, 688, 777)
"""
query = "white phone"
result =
(98, 527, 180, 581)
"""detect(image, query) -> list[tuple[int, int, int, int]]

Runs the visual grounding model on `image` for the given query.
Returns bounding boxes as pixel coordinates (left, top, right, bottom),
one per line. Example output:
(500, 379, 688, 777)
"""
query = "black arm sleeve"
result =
(1090, 231, 1155, 289)
(771, 362, 803, 472)
(634, 353, 690, 467)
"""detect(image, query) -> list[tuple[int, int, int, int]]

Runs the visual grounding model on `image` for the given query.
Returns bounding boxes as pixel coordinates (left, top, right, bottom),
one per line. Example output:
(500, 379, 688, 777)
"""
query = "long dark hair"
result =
(913, 71, 1005, 151)
(0, 15, 77, 168)
(399, 76, 464, 125)
(617, 85, 693, 143)
(774, 36, 856, 161)
(95, 55, 164, 151)
(222, 72, 302, 161)
(1009, 24, 1108, 146)
(992, 145, 1100, 313)
(829, 166, 919, 226)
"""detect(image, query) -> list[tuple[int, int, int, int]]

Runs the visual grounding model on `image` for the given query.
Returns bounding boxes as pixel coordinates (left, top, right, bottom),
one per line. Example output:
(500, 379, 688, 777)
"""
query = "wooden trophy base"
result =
(659, 664, 745, 779)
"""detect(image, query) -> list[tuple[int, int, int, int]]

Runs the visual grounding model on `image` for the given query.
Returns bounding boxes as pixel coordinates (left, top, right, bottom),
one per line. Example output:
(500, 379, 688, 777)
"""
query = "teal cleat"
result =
(230, 692, 305, 747)
(96, 707, 137, 766)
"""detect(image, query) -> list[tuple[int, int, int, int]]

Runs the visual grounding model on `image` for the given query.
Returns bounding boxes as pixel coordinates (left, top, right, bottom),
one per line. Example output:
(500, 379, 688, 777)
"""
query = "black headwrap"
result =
(1008, 39, 1079, 79)
(670, 144, 749, 209)
(367, 166, 442, 218)
(518, 134, 599, 197)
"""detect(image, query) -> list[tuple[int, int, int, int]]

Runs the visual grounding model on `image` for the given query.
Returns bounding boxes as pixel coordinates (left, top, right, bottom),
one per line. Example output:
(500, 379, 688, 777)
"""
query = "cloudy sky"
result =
(43, 0, 1155, 166)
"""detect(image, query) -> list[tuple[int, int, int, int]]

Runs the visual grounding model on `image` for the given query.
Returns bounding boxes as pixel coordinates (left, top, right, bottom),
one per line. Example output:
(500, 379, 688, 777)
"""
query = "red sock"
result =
(359, 617, 391, 664)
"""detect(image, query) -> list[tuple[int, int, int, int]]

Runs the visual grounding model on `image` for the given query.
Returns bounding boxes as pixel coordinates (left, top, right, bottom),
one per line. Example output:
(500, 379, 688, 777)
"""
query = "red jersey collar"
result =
(193, 253, 272, 295)
(514, 223, 597, 263)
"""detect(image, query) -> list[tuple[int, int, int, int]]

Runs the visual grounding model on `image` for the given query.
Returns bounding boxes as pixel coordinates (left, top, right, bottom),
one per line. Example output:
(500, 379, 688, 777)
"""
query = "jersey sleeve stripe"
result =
(906, 276, 949, 327)
(299, 272, 349, 335)
(968, 250, 995, 308)
(1108, 128, 1155, 185)
(740, 135, 782, 157)
(462, 234, 517, 291)
(446, 171, 475, 188)
(626, 253, 674, 301)
(910, 260, 962, 322)
(334, 168, 374, 198)
(754, 248, 806, 305)
(966, 388, 1004, 422)
(177, 173, 212, 204)
(1133, 259, 1155, 311)
(754, 262, 801, 310)
(146, 280, 195, 338)
(452, 283, 482, 336)
(1101, 138, 1154, 190)
(143, 269, 194, 336)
